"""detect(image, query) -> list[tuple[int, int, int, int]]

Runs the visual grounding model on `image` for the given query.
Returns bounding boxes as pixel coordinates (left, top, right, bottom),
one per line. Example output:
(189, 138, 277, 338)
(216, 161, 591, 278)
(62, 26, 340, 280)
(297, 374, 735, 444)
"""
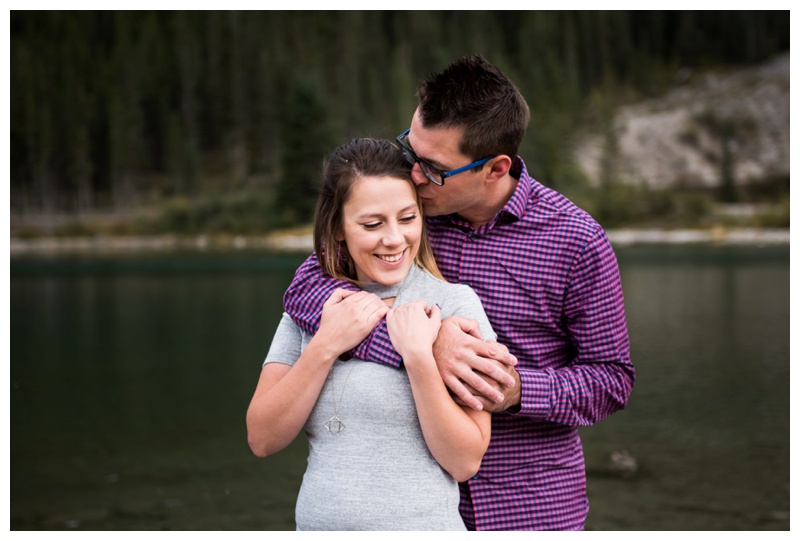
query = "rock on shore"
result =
(574, 53, 789, 190)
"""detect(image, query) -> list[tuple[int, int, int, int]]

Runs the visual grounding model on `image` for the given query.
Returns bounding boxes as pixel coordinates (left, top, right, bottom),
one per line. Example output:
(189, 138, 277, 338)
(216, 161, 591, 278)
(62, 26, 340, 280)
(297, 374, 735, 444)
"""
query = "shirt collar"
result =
(500, 156, 532, 223)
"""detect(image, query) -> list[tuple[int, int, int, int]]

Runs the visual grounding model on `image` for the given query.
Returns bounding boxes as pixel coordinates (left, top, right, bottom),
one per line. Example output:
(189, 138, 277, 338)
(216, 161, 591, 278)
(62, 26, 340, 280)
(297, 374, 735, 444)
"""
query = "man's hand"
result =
(455, 365, 522, 412)
(432, 316, 518, 411)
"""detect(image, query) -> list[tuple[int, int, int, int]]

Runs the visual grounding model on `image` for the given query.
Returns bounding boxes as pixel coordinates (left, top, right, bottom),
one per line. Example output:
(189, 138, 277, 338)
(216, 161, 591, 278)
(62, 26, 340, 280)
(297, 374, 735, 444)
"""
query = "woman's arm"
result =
(246, 289, 389, 457)
(283, 253, 404, 368)
(386, 301, 491, 482)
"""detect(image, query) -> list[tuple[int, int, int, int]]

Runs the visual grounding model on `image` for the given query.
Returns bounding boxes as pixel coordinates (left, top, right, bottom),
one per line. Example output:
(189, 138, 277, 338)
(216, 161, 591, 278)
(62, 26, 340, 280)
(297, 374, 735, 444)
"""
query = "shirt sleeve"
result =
(443, 284, 496, 343)
(263, 313, 304, 367)
(514, 227, 635, 425)
(282, 252, 403, 367)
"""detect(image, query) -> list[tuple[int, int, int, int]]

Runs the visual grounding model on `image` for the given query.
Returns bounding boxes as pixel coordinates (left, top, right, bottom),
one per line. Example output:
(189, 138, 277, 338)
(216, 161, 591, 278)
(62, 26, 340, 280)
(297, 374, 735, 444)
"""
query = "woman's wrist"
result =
(403, 351, 440, 380)
(305, 334, 346, 367)
(398, 346, 435, 366)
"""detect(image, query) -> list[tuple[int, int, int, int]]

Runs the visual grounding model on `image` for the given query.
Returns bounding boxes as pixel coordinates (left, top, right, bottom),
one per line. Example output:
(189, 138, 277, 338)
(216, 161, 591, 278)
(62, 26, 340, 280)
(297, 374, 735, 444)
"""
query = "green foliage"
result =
(10, 11, 790, 232)
(274, 79, 333, 228)
(140, 191, 278, 235)
(579, 183, 716, 230)
(752, 197, 790, 228)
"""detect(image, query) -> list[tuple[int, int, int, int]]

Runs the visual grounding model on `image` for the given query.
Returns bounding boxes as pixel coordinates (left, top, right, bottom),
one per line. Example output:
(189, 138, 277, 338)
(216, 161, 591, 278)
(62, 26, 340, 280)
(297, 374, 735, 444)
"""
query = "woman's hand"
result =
(388, 302, 491, 481)
(314, 288, 389, 355)
(386, 301, 441, 364)
(248, 289, 386, 457)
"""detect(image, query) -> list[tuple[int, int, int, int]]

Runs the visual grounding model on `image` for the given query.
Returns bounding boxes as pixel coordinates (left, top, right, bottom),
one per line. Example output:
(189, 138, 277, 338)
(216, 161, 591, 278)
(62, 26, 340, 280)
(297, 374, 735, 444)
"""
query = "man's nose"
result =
(410, 163, 429, 186)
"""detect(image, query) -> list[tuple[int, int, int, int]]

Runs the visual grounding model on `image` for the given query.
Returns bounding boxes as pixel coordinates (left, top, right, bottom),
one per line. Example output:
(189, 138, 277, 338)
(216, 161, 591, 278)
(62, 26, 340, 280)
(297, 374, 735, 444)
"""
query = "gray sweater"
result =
(264, 264, 495, 530)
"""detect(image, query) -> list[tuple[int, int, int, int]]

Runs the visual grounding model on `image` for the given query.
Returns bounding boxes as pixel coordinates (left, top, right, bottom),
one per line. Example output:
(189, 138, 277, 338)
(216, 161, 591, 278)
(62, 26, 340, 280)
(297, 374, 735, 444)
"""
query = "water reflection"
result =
(10, 246, 789, 530)
(581, 245, 789, 530)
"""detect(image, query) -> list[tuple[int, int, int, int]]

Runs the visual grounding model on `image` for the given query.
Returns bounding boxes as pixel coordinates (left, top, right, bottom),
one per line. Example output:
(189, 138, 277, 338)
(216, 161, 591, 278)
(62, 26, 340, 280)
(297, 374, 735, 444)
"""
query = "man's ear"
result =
(485, 155, 513, 182)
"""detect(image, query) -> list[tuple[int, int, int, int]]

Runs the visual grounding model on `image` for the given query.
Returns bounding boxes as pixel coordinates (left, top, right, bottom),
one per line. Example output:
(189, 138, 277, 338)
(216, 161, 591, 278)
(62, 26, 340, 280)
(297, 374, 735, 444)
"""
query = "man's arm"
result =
(512, 228, 635, 425)
(282, 253, 403, 367)
(447, 228, 634, 423)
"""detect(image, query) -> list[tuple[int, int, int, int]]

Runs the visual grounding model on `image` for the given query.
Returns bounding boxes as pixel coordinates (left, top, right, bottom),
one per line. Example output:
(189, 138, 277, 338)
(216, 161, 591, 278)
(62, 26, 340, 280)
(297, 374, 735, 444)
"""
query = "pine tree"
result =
(275, 78, 333, 227)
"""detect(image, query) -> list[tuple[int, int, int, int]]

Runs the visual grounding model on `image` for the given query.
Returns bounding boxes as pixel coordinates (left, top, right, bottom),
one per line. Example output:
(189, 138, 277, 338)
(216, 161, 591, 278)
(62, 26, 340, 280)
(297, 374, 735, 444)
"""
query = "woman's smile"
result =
(375, 250, 407, 264)
(340, 175, 422, 285)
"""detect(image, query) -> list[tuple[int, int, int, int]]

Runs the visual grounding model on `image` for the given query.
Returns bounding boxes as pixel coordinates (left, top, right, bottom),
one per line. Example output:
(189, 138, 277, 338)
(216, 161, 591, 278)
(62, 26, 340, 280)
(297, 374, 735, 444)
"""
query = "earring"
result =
(337, 241, 349, 262)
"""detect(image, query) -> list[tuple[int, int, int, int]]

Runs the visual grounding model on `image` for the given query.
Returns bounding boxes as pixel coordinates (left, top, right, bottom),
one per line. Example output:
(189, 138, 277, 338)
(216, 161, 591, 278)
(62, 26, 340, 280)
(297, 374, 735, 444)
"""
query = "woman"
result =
(246, 138, 494, 530)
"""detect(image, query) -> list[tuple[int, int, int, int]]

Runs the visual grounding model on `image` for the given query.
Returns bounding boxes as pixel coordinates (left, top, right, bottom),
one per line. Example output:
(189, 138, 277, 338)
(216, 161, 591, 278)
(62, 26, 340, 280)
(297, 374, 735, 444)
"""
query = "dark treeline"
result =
(10, 11, 789, 232)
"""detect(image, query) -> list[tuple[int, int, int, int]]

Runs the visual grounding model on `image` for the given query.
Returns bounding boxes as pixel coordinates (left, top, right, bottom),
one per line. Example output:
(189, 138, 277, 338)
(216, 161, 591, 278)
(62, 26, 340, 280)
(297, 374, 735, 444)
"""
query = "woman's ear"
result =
(334, 227, 345, 242)
(486, 155, 513, 182)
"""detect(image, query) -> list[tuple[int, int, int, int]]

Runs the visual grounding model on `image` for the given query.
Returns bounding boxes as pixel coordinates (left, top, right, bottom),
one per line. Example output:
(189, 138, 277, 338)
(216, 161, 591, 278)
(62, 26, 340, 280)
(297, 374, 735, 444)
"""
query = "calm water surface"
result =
(10, 245, 789, 530)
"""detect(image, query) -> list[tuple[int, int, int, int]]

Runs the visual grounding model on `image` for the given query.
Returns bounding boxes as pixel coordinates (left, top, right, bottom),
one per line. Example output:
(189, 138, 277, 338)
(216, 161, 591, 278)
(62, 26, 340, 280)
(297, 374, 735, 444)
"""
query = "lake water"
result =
(9, 244, 790, 531)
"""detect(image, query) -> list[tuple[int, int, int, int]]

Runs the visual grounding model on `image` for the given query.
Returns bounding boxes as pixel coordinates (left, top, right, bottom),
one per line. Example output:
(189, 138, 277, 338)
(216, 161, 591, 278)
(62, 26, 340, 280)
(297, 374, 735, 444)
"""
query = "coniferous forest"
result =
(10, 11, 790, 235)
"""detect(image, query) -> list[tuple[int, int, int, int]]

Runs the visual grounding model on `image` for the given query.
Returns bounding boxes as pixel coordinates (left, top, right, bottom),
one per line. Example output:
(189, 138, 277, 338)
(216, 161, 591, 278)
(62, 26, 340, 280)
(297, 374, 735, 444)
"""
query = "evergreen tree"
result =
(275, 78, 333, 227)
(9, 10, 790, 229)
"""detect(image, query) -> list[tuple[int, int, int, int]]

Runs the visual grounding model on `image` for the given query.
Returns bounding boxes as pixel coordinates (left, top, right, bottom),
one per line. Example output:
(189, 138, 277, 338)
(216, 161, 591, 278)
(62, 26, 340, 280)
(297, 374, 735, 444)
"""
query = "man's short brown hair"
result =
(416, 55, 530, 161)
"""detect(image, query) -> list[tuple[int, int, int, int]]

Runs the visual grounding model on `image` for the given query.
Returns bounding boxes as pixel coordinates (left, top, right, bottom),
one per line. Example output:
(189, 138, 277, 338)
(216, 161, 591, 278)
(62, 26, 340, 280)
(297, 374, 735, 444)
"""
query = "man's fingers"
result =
(462, 370, 505, 404)
(453, 393, 493, 411)
(444, 375, 484, 411)
(449, 360, 505, 404)
(479, 340, 518, 367)
(474, 357, 517, 388)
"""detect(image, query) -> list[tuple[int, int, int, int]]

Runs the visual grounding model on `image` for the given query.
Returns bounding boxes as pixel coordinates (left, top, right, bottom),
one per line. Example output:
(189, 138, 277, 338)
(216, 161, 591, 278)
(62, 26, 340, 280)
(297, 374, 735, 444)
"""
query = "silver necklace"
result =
(324, 266, 415, 435)
(325, 361, 357, 435)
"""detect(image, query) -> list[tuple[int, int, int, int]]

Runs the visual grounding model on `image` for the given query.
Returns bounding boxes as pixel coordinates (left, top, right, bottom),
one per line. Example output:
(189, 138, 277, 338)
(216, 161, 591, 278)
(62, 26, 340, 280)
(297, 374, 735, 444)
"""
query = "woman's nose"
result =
(383, 223, 403, 246)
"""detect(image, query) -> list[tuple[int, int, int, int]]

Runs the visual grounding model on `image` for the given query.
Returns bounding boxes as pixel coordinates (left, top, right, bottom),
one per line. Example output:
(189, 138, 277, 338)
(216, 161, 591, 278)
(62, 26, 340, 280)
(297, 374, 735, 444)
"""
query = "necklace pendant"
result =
(325, 415, 345, 435)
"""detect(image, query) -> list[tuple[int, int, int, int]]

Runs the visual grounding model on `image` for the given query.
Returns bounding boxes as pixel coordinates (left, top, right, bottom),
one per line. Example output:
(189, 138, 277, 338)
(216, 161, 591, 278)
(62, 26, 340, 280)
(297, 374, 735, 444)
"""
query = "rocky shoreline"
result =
(9, 227, 790, 257)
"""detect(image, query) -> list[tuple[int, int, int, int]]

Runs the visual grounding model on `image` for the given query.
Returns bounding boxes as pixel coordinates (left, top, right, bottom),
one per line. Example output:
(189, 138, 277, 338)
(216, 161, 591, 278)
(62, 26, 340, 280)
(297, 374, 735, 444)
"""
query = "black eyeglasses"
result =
(395, 129, 496, 186)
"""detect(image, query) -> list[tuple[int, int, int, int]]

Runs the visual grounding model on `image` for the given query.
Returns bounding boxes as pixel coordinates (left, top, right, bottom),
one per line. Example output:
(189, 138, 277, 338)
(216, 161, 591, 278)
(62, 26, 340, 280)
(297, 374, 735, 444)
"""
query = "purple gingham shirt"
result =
(282, 157, 634, 530)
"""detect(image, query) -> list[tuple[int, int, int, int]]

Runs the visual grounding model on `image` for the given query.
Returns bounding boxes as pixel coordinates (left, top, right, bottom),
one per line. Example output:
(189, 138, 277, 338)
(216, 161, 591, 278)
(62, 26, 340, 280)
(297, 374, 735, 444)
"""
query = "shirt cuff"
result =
(512, 368, 552, 420)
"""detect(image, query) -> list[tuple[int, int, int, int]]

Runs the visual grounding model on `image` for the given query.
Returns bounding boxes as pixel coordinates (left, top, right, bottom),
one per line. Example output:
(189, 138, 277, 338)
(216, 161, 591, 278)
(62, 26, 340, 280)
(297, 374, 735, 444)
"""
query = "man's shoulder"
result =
(522, 179, 603, 242)
(512, 159, 601, 238)
(529, 176, 592, 219)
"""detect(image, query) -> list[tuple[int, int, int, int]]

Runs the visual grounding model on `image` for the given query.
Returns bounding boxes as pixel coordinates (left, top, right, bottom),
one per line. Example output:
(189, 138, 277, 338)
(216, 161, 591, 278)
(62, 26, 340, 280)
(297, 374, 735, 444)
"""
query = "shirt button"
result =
(472, 474, 479, 480)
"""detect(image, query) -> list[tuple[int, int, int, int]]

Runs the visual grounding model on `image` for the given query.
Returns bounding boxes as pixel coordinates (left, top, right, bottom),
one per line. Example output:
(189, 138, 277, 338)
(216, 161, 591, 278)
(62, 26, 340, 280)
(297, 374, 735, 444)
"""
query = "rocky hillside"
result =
(574, 53, 789, 191)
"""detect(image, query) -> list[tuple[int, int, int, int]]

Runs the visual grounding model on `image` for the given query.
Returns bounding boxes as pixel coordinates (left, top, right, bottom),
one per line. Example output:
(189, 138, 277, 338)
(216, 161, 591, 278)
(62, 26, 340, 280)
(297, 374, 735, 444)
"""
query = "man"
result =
(282, 55, 634, 530)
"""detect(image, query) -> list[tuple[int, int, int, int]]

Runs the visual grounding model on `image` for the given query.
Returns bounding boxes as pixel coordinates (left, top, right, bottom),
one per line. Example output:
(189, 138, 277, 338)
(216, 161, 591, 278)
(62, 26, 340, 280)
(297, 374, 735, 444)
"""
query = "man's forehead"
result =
(409, 116, 464, 166)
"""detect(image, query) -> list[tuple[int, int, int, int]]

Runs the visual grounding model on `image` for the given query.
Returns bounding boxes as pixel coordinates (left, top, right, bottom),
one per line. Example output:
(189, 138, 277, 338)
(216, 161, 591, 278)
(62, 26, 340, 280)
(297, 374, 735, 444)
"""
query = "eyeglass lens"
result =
(398, 132, 444, 185)
(418, 162, 443, 185)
